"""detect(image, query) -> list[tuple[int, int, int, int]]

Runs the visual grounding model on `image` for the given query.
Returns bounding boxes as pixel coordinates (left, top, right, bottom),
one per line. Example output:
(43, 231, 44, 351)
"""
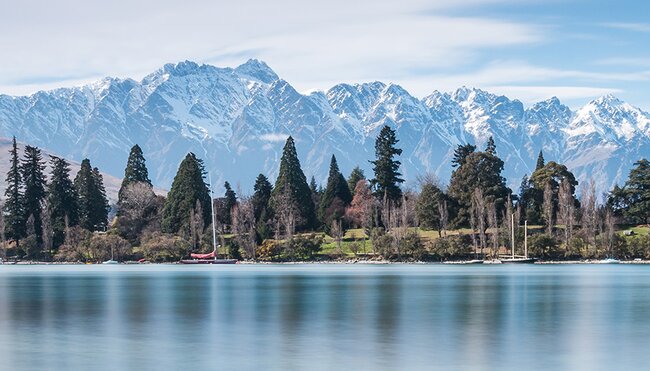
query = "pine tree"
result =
(222, 181, 237, 225)
(319, 155, 352, 226)
(347, 166, 365, 196)
(535, 150, 545, 170)
(119, 144, 151, 203)
(3, 136, 24, 246)
(47, 156, 79, 248)
(161, 153, 211, 235)
(451, 144, 476, 168)
(252, 174, 272, 222)
(22, 145, 47, 246)
(486, 136, 496, 155)
(91, 167, 110, 231)
(370, 126, 404, 201)
(270, 136, 316, 231)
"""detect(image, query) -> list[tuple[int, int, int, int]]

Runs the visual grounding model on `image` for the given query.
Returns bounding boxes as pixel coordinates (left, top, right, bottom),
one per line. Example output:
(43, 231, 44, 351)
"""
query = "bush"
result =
(55, 226, 93, 262)
(139, 232, 191, 262)
(529, 234, 561, 260)
(228, 241, 243, 260)
(371, 228, 393, 258)
(256, 240, 282, 261)
(86, 233, 132, 262)
(401, 230, 426, 260)
(429, 235, 473, 260)
(285, 234, 323, 261)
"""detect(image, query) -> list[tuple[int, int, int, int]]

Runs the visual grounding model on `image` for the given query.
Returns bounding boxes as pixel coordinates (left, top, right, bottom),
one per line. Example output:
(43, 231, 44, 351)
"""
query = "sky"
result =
(0, 0, 649, 109)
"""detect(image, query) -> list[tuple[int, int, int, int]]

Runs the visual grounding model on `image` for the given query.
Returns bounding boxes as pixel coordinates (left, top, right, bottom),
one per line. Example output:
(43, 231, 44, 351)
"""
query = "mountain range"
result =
(1, 59, 649, 196)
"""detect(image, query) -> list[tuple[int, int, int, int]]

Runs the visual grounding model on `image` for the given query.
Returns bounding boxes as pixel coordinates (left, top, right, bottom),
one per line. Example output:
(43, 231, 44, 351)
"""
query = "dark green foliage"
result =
(270, 137, 316, 230)
(47, 156, 79, 248)
(370, 126, 404, 201)
(347, 166, 365, 196)
(451, 144, 476, 168)
(607, 159, 650, 224)
(75, 159, 110, 232)
(526, 161, 579, 224)
(22, 145, 47, 246)
(535, 150, 545, 170)
(284, 234, 323, 261)
(448, 148, 511, 227)
(415, 179, 446, 233)
(401, 230, 426, 260)
(119, 144, 151, 203)
(161, 153, 211, 235)
(220, 181, 237, 225)
(429, 235, 474, 261)
(4, 137, 24, 245)
(485, 136, 496, 155)
(319, 155, 352, 227)
(252, 174, 272, 221)
(528, 233, 560, 260)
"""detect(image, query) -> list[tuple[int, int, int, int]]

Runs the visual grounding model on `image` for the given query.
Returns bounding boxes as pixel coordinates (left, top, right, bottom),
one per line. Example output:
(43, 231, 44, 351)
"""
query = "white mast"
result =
(524, 220, 528, 259)
(209, 173, 218, 260)
(511, 214, 515, 259)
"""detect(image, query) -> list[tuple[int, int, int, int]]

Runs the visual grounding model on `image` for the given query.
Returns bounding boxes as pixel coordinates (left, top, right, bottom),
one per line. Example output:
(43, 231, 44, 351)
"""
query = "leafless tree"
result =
(604, 208, 616, 257)
(472, 188, 487, 256)
(558, 178, 575, 249)
(42, 199, 53, 254)
(581, 179, 597, 250)
(117, 181, 161, 243)
(543, 182, 554, 236)
(232, 197, 257, 260)
(274, 184, 303, 241)
(438, 200, 449, 238)
(330, 219, 344, 256)
(487, 202, 499, 257)
(0, 202, 5, 259)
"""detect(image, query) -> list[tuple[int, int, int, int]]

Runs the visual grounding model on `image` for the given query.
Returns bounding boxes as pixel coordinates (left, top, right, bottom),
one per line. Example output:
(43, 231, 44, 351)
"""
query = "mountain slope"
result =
(0, 60, 649, 195)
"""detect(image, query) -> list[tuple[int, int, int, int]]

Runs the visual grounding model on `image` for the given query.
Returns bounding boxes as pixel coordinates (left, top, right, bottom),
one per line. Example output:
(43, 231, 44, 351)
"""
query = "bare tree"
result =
(543, 182, 554, 236)
(42, 199, 53, 255)
(487, 202, 499, 257)
(581, 179, 597, 250)
(438, 200, 449, 238)
(117, 181, 161, 243)
(232, 197, 257, 260)
(0, 202, 6, 259)
(472, 188, 487, 256)
(604, 208, 616, 258)
(558, 178, 575, 249)
(330, 219, 344, 256)
(274, 184, 303, 241)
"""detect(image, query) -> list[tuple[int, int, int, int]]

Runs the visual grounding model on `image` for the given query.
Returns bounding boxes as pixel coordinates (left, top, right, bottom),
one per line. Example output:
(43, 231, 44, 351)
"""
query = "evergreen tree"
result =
(21, 145, 47, 247)
(161, 153, 211, 235)
(91, 167, 110, 231)
(75, 159, 109, 231)
(415, 178, 446, 233)
(4, 137, 24, 247)
(269, 136, 316, 230)
(347, 166, 366, 196)
(448, 147, 511, 227)
(451, 144, 476, 168)
(319, 155, 353, 226)
(535, 150, 545, 170)
(609, 159, 650, 224)
(252, 174, 272, 222)
(527, 160, 578, 226)
(486, 136, 497, 155)
(222, 181, 237, 225)
(119, 144, 151, 203)
(47, 156, 79, 248)
(369, 126, 404, 201)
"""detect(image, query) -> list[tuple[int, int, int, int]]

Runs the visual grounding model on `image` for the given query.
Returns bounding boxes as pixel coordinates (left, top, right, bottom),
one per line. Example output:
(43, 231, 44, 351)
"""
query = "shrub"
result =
(429, 235, 473, 260)
(401, 230, 426, 260)
(86, 233, 132, 262)
(529, 234, 560, 260)
(285, 234, 323, 261)
(256, 240, 282, 261)
(139, 232, 191, 262)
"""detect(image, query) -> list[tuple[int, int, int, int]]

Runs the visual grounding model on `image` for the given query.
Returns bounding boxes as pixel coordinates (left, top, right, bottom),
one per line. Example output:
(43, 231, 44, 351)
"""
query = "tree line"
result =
(3, 126, 650, 262)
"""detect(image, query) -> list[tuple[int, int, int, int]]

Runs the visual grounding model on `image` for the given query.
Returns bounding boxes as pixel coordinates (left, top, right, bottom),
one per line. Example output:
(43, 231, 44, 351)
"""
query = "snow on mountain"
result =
(0, 59, 649, 195)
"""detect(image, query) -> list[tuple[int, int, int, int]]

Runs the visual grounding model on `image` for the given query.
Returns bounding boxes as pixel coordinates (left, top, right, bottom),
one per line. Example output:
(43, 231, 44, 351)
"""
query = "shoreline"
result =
(3, 259, 650, 265)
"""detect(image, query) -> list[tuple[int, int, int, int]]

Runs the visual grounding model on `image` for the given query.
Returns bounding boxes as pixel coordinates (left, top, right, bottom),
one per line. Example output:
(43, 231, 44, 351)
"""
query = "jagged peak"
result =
(234, 59, 278, 84)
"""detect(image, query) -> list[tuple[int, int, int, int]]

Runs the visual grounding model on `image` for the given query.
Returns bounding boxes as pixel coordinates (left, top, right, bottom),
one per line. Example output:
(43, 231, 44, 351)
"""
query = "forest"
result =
(2, 126, 650, 263)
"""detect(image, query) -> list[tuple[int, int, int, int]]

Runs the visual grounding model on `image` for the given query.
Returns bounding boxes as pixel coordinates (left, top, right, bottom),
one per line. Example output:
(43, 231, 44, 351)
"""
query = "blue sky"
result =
(0, 0, 649, 109)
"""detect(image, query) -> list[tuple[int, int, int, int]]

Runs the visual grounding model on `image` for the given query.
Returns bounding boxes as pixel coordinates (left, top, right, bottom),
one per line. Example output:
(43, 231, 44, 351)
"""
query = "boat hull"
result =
(500, 258, 538, 264)
(179, 259, 238, 265)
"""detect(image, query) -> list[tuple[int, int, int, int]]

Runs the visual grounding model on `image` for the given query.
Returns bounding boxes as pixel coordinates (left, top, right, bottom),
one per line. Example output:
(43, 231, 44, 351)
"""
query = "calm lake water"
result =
(1, 264, 649, 371)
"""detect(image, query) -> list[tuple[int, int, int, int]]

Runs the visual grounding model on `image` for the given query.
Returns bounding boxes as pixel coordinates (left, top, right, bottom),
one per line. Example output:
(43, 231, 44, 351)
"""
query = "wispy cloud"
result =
(601, 22, 650, 32)
(258, 134, 289, 143)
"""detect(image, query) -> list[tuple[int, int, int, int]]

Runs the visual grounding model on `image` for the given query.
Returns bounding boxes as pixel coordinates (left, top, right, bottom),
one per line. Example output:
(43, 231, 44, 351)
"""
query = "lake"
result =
(0, 264, 649, 370)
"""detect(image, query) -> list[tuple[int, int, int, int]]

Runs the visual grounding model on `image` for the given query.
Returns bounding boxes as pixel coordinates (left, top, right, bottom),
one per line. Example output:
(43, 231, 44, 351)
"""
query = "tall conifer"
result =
(47, 156, 78, 248)
(22, 145, 47, 246)
(119, 144, 151, 203)
(319, 155, 352, 225)
(370, 126, 404, 201)
(4, 136, 24, 246)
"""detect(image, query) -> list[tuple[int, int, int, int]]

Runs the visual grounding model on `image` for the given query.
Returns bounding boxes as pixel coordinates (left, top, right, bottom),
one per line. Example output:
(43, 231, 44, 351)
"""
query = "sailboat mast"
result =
(209, 173, 218, 260)
(524, 220, 528, 259)
(511, 214, 515, 259)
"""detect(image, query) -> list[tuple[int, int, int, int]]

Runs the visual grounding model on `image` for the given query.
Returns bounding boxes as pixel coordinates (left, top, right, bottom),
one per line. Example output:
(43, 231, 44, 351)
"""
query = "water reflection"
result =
(1, 265, 650, 370)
